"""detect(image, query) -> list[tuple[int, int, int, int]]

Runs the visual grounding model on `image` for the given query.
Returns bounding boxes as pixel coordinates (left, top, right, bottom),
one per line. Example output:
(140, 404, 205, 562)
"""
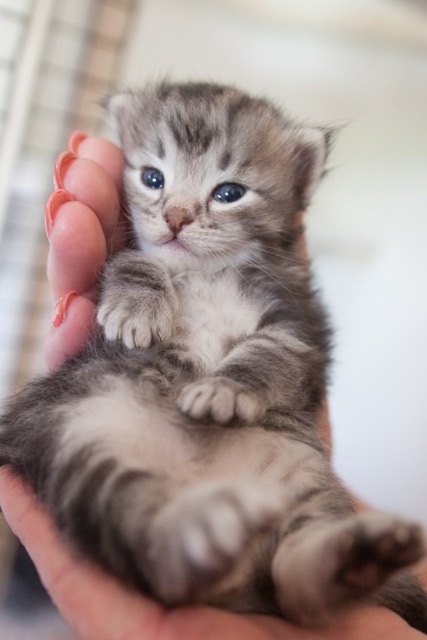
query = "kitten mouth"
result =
(160, 236, 190, 253)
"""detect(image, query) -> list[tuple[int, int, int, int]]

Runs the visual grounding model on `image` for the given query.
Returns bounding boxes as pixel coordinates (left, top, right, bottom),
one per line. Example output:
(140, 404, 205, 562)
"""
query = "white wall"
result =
(118, 0, 427, 524)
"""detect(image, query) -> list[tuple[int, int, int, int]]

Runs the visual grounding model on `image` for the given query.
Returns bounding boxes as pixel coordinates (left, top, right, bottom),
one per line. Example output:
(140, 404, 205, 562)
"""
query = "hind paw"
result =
(337, 513, 425, 591)
(147, 479, 283, 604)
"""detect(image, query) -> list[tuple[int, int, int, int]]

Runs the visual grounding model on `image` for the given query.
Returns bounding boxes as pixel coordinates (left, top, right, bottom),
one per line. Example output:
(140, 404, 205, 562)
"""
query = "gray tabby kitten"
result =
(1, 82, 427, 630)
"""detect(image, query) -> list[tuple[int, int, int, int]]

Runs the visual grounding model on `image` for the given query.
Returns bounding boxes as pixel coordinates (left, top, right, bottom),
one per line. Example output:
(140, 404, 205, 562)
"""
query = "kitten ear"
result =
(291, 127, 335, 208)
(101, 91, 137, 142)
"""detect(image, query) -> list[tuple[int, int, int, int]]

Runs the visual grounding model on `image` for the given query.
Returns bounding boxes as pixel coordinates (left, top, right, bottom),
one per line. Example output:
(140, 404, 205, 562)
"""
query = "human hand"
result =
(1, 133, 424, 639)
(44, 132, 127, 370)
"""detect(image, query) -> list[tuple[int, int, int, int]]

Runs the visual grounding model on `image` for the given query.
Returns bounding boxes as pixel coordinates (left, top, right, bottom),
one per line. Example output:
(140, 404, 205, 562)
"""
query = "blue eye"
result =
(142, 167, 165, 189)
(213, 183, 246, 203)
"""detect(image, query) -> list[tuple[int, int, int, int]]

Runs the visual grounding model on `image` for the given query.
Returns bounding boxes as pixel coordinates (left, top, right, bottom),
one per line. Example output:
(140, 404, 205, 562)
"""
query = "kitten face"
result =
(107, 82, 330, 273)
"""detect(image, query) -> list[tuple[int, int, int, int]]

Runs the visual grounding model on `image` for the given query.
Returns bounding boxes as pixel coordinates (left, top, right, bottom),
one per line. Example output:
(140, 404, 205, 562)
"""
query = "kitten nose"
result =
(164, 207, 194, 235)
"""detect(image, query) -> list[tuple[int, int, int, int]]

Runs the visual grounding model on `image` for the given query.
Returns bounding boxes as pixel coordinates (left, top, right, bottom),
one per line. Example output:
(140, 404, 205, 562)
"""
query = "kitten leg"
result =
(177, 328, 318, 424)
(272, 511, 425, 627)
(145, 478, 285, 605)
(97, 250, 178, 348)
(47, 452, 174, 591)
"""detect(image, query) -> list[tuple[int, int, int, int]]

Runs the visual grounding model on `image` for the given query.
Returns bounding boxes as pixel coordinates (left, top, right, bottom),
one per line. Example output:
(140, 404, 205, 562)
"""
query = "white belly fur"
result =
(172, 270, 261, 372)
(59, 377, 321, 495)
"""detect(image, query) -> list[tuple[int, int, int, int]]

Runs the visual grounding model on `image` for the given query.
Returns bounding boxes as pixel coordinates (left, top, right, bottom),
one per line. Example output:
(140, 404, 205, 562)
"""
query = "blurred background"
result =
(0, 0, 426, 637)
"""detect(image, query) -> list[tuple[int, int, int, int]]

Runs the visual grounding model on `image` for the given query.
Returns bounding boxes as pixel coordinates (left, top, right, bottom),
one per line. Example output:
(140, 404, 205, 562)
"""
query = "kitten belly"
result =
(57, 375, 320, 492)
(195, 425, 321, 489)
(173, 271, 261, 372)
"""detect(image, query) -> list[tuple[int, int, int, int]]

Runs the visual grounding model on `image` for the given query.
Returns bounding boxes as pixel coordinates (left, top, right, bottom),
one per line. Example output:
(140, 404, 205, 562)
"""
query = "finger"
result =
(44, 293, 96, 370)
(46, 198, 107, 302)
(53, 153, 126, 253)
(0, 468, 164, 640)
(68, 132, 124, 188)
(159, 600, 420, 640)
(316, 400, 333, 457)
(45, 195, 105, 369)
(415, 559, 427, 589)
(165, 606, 289, 640)
(45, 137, 125, 368)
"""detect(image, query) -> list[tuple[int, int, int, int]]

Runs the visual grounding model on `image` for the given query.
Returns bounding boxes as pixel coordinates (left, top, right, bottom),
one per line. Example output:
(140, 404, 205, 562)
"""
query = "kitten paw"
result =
(272, 511, 425, 627)
(147, 479, 284, 604)
(177, 376, 265, 424)
(337, 513, 425, 591)
(97, 297, 175, 349)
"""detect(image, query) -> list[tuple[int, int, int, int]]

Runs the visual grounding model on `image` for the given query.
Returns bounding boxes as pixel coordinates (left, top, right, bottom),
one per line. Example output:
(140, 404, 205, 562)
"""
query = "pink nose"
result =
(164, 207, 194, 234)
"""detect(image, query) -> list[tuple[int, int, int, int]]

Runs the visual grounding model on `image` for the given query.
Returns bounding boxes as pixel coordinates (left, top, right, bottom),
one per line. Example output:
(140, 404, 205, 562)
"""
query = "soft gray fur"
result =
(0, 82, 426, 630)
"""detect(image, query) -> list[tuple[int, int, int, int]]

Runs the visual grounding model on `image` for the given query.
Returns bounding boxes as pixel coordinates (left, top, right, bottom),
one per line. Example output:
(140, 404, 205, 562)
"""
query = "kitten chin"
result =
(138, 233, 260, 276)
(138, 236, 202, 273)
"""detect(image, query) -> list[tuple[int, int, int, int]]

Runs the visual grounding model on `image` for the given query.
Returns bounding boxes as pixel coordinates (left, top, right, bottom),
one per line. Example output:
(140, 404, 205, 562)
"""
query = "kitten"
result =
(1, 81, 426, 630)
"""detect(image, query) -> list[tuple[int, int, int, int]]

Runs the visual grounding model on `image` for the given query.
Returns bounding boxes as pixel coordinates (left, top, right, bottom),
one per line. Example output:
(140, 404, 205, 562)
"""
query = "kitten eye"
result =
(213, 183, 246, 203)
(141, 167, 165, 189)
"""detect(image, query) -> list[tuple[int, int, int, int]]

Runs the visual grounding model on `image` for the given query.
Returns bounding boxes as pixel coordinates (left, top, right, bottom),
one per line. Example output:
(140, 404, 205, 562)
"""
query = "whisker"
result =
(256, 246, 305, 265)
(211, 246, 255, 291)
(185, 232, 300, 298)
(225, 237, 305, 265)
(244, 257, 301, 302)
(210, 248, 234, 279)
(229, 262, 254, 291)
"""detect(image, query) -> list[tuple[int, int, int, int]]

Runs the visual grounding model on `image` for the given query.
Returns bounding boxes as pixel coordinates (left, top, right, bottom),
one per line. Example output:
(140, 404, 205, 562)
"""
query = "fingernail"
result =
(54, 151, 76, 189)
(52, 291, 78, 328)
(45, 189, 75, 239)
(68, 130, 88, 155)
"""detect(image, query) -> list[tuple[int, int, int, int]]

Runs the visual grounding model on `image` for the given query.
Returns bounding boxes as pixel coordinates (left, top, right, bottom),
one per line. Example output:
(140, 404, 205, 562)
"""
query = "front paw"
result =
(177, 376, 265, 424)
(97, 297, 175, 349)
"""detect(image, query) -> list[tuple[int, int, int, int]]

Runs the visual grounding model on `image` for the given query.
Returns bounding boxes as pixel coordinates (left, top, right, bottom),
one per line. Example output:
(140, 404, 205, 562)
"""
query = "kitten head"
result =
(106, 82, 332, 272)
